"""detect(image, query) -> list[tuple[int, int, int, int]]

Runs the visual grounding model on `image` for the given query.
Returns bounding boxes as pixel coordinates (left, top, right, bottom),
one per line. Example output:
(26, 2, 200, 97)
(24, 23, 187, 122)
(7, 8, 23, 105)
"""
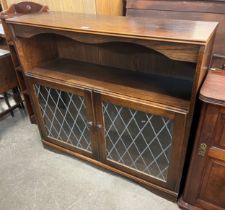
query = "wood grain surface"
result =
(6, 11, 218, 44)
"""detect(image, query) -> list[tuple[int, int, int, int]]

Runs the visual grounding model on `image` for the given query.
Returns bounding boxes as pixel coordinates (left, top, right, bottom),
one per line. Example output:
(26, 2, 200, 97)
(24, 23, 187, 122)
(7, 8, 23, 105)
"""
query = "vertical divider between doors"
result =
(84, 89, 99, 160)
(92, 91, 107, 163)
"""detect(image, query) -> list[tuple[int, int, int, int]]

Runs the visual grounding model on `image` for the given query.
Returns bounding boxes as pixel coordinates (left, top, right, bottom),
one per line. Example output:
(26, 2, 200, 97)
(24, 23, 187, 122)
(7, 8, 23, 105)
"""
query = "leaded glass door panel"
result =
(95, 92, 187, 190)
(30, 78, 98, 159)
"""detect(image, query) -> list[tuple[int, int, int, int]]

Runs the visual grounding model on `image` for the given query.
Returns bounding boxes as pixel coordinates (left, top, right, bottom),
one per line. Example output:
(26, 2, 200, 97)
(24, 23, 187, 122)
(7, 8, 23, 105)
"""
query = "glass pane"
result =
(34, 84, 92, 153)
(103, 102, 174, 182)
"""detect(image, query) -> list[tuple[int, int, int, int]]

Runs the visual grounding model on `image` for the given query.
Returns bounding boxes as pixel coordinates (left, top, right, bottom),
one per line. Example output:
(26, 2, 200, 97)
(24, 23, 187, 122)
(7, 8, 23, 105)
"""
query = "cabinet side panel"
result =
(14, 34, 58, 71)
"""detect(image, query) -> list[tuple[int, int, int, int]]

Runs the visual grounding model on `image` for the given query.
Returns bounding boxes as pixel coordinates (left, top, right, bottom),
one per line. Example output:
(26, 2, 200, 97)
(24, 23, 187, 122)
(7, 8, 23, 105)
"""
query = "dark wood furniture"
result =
(4, 11, 217, 201)
(179, 70, 225, 210)
(0, 1, 48, 123)
(0, 48, 23, 118)
(126, 0, 225, 70)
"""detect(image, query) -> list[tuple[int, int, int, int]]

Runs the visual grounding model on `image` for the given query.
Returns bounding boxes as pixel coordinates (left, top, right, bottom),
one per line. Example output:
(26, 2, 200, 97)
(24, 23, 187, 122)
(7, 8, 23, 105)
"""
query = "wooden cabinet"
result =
(179, 70, 225, 210)
(4, 12, 217, 201)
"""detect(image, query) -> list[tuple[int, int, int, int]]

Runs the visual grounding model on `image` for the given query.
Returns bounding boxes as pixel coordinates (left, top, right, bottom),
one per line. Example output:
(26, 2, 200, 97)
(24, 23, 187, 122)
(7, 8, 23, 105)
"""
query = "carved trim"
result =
(11, 24, 199, 63)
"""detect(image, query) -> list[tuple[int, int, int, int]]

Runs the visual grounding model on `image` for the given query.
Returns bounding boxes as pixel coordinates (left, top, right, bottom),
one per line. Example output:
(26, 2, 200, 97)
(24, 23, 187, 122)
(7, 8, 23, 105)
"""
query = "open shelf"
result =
(28, 58, 191, 112)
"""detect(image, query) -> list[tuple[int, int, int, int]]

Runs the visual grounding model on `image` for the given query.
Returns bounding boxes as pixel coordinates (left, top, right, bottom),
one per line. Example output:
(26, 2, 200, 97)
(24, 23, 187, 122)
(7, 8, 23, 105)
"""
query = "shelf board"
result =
(28, 58, 191, 112)
(7, 11, 218, 44)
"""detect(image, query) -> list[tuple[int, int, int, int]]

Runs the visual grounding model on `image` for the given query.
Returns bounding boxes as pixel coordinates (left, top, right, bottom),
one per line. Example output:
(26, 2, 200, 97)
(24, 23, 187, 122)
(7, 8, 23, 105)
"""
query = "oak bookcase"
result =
(4, 12, 217, 200)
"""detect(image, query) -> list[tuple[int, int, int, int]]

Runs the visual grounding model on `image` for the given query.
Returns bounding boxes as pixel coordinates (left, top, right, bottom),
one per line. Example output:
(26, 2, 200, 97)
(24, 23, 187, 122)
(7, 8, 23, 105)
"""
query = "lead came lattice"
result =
(34, 84, 92, 153)
(103, 102, 174, 182)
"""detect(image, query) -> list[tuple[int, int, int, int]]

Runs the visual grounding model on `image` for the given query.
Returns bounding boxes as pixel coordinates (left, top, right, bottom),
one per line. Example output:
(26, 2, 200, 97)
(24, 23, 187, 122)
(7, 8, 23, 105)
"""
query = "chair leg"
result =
(12, 87, 24, 109)
(3, 92, 14, 117)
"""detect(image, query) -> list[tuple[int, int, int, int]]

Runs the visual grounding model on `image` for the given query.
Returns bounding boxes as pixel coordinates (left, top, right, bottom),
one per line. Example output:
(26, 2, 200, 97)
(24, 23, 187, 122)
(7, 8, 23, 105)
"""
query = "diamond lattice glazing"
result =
(34, 84, 92, 153)
(103, 102, 174, 182)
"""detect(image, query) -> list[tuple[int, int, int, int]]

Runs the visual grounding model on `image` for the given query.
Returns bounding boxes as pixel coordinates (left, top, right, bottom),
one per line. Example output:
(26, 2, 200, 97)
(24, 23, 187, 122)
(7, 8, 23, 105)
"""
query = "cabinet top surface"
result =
(200, 70, 225, 106)
(6, 11, 218, 44)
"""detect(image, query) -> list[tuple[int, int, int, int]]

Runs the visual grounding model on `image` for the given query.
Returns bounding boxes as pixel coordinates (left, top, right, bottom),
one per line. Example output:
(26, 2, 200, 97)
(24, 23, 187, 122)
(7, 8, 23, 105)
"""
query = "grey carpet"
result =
(0, 106, 180, 210)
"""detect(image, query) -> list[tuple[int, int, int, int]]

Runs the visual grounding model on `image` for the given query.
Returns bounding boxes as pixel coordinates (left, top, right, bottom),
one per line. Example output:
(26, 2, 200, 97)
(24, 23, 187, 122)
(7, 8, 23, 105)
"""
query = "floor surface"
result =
(0, 100, 180, 210)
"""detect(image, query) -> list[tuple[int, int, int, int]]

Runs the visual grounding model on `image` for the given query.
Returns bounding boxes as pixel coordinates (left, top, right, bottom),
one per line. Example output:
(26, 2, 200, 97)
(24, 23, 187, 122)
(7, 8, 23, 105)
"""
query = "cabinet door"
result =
(94, 92, 187, 191)
(199, 159, 225, 209)
(183, 104, 225, 210)
(198, 105, 225, 209)
(28, 78, 98, 159)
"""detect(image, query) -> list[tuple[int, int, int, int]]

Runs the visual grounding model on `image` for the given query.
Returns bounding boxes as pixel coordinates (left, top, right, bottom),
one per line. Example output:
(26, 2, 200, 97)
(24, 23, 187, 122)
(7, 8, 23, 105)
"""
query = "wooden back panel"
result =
(126, 0, 225, 69)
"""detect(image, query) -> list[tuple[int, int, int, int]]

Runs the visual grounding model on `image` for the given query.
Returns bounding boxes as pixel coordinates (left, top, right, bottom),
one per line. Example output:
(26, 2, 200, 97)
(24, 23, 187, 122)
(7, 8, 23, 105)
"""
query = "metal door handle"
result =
(96, 124, 102, 129)
(198, 143, 207, 157)
(87, 121, 94, 128)
(87, 121, 102, 129)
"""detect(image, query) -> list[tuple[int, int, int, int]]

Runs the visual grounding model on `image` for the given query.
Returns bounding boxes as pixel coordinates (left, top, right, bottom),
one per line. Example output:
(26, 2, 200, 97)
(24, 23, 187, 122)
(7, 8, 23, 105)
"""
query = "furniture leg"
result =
(3, 92, 14, 117)
(12, 87, 24, 109)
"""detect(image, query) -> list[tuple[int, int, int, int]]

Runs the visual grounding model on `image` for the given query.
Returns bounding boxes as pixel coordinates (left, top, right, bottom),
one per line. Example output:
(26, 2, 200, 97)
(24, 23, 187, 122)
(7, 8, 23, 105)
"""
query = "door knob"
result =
(87, 121, 94, 128)
(96, 124, 102, 129)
